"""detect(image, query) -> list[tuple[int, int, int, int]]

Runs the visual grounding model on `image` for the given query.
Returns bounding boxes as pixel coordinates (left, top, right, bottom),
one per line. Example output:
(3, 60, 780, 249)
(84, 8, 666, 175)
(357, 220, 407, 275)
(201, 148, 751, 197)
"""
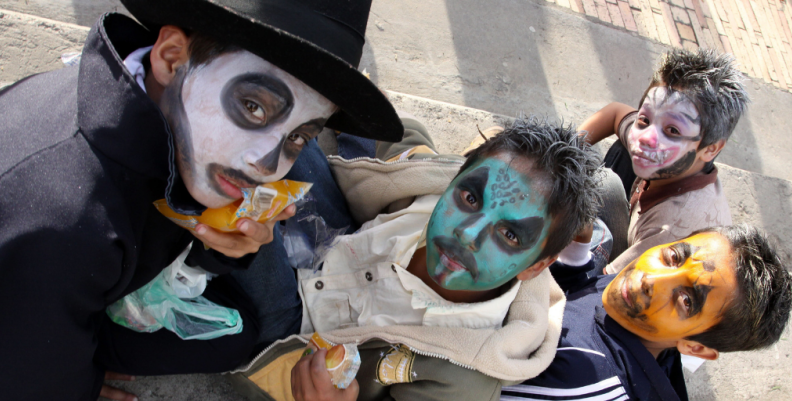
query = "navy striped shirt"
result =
(501, 261, 687, 401)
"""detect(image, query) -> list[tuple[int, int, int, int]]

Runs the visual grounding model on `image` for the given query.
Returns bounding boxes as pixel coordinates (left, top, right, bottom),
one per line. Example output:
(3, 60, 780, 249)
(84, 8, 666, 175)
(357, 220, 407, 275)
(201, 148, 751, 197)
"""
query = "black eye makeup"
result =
(664, 242, 692, 267)
(221, 73, 294, 130)
(454, 166, 489, 213)
(493, 216, 544, 254)
(282, 119, 326, 160)
(674, 284, 714, 318)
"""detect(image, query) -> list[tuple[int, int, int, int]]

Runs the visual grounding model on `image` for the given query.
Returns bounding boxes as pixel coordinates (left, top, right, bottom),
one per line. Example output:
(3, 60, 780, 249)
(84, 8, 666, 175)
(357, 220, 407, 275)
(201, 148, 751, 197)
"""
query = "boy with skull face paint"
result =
(229, 117, 603, 401)
(0, 0, 405, 399)
(502, 224, 792, 401)
(578, 49, 749, 274)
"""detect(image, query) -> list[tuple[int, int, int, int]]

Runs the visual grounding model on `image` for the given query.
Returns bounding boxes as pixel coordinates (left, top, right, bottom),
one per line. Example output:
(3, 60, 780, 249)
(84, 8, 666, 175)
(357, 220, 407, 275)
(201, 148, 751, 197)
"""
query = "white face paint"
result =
(627, 86, 702, 180)
(166, 50, 336, 208)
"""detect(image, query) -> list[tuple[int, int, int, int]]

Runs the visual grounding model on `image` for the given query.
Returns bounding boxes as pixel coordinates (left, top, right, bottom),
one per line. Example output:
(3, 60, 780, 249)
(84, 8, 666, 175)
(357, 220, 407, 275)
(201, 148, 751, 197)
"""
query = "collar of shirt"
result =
(630, 167, 719, 215)
(77, 14, 207, 216)
(123, 45, 154, 93)
(395, 265, 522, 329)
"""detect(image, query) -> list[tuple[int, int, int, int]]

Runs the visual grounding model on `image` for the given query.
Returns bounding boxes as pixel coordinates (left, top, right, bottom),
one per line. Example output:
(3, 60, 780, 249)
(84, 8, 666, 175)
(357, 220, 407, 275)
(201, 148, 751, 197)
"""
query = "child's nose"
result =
(638, 126, 659, 148)
(453, 218, 490, 251)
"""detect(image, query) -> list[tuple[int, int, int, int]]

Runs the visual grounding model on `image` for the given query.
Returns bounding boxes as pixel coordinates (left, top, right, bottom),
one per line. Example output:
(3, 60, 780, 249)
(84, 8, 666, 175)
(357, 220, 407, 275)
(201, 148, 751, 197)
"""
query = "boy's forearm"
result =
(578, 102, 636, 144)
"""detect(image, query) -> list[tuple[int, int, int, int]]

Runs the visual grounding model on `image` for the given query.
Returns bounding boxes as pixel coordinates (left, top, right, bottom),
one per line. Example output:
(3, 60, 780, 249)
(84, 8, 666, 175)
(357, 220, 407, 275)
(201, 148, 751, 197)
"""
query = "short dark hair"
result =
(187, 30, 241, 67)
(461, 117, 603, 262)
(640, 49, 749, 152)
(686, 224, 792, 352)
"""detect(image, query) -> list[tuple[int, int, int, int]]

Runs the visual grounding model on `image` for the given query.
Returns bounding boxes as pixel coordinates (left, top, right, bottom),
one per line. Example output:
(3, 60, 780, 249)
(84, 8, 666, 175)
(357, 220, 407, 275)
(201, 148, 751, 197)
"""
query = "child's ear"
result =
(149, 25, 191, 87)
(676, 339, 719, 360)
(699, 139, 726, 163)
(516, 255, 558, 281)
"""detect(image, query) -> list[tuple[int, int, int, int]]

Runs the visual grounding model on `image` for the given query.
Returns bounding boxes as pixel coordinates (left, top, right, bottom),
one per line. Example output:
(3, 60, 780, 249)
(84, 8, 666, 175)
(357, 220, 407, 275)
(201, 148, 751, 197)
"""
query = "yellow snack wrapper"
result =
(303, 333, 361, 389)
(153, 180, 312, 232)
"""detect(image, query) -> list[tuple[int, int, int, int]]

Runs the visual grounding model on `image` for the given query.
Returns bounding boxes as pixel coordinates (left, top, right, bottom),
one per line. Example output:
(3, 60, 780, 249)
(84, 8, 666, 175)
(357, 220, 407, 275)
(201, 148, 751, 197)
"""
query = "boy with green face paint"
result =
(426, 156, 552, 291)
(230, 116, 603, 401)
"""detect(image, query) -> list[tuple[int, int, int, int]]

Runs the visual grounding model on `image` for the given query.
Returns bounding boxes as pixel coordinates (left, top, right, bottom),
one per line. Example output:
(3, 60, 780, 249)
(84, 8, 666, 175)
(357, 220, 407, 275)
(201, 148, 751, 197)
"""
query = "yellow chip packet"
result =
(303, 333, 361, 389)
(154, 180, 312, 232)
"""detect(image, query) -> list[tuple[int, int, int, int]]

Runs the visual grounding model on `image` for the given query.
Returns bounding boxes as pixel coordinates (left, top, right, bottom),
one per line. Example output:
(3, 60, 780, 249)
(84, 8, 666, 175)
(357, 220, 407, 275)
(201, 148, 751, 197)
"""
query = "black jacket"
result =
(0, 14, 252, 399)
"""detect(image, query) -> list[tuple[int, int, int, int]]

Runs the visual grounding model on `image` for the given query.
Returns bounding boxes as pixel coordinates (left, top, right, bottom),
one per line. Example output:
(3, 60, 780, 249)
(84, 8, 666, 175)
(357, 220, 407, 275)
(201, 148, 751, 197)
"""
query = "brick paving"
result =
(542, 0, 792, 91)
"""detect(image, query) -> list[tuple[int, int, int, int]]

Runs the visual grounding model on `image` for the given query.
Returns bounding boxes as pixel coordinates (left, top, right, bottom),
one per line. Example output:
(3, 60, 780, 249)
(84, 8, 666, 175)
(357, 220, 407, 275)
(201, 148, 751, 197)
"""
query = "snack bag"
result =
(303, 333, 361, 389)
(154, 180, 312, 232)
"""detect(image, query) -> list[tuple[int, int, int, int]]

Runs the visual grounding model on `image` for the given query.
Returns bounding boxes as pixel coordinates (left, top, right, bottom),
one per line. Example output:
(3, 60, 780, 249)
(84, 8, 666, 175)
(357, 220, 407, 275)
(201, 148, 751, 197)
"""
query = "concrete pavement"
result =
(2, 1, 792, 400)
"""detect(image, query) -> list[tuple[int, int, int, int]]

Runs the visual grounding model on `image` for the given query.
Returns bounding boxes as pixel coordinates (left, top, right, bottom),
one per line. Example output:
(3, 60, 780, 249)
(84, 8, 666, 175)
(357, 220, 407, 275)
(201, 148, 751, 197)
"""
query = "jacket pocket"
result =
(307, 292, 357, 332)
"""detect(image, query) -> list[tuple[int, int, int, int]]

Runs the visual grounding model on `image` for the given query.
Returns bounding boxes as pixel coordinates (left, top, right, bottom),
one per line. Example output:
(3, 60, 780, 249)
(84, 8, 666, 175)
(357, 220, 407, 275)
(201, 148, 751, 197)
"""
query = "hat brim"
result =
(121, 0, 403, 142)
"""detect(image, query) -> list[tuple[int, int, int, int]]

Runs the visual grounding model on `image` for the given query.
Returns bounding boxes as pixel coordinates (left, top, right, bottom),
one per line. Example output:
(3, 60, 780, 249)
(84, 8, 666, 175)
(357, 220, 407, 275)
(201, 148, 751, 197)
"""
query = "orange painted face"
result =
(603, 232, 738, 343)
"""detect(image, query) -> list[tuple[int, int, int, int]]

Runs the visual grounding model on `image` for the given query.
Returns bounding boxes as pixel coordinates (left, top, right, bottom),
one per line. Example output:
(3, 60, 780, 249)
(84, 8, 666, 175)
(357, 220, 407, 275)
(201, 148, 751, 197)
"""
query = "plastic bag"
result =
(161, 244, 216, 299)
(106, 247, 242, 340)
(281, 195, 348, 271)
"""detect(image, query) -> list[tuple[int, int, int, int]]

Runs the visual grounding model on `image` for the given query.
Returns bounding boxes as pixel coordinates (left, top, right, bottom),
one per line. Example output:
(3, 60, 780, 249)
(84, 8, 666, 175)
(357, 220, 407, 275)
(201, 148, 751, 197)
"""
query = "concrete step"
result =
(2, 6, 791, 400)
(3, 0, 792, 185)
(360, 0, 792, 184)
(0, 0, 127, 27)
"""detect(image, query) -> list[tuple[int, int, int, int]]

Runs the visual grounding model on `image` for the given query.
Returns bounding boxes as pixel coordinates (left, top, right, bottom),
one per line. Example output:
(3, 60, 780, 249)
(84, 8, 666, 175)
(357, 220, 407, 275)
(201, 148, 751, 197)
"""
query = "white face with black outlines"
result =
(162, 50, 336, 208)
(627, 86, 703, 180)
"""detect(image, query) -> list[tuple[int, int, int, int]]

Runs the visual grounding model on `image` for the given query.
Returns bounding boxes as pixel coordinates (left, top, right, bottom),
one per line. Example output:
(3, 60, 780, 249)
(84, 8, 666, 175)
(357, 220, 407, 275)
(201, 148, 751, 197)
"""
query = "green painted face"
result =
(425, 155, 552, 291)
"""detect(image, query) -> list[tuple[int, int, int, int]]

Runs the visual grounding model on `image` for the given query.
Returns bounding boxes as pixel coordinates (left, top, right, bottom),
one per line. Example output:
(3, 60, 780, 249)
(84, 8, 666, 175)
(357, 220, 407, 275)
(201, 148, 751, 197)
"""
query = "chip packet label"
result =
(303, 333, 361, 389)
(153, 180, 312, 232)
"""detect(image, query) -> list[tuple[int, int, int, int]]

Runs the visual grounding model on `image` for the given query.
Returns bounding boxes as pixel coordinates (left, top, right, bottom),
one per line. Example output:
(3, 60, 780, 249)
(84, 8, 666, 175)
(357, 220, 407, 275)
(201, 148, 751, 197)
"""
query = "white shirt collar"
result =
(122, 46, 154, 94)
(394, 265, 522, 329)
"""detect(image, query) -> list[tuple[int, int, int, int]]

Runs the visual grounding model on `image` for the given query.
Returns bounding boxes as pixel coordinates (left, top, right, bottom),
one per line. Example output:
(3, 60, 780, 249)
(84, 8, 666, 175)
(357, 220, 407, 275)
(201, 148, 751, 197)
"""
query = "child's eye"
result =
(498, 227, 519, 245)
(677, 292, 692, 314)
(461, 191, 477, 207)
(663, 246, 685, 267)
(244, 100, 267, 123)
(665, 126, 681, 136)
(636, 115, 650, 127)
(287, 132, 306, 146)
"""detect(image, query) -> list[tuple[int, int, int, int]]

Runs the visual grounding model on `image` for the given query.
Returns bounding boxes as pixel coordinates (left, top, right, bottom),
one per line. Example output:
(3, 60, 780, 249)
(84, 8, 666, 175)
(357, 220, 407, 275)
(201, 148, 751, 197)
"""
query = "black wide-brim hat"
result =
(120, 0, 403, 142)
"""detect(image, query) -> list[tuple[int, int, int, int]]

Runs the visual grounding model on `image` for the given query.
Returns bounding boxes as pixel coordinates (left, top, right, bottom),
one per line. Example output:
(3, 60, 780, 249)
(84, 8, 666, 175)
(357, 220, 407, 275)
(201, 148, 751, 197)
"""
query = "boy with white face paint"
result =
(0, 0, 404, 399)
(578, 49, 749, 274)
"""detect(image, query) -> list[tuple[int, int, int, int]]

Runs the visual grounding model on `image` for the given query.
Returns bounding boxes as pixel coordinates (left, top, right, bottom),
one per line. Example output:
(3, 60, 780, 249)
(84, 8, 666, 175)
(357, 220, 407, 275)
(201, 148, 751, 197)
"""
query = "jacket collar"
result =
(77, 13, 206, 215)
(595, 306, 687, 401)
(630, 167, 719, 215)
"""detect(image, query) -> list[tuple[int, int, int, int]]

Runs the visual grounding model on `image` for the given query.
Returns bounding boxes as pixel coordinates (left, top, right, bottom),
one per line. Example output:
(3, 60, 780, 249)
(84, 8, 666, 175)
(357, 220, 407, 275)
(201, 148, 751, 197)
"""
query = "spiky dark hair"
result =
(686, 224, 792, 352)
(641, 49, 749, 151)
(461, 117, 603, 261)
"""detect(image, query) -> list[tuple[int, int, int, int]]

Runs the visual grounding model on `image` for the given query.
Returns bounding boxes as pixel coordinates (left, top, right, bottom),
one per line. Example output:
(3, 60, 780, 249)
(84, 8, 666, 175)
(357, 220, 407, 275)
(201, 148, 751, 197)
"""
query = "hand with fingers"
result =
(291, 348, 359, 401)
(191, 204, 297, 258)
(99, 372, 138, 401)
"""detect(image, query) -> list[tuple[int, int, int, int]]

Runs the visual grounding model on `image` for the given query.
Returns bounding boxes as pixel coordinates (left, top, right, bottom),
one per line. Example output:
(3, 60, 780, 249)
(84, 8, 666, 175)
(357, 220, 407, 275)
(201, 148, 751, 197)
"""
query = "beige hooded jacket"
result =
(228, 118, 565, 401)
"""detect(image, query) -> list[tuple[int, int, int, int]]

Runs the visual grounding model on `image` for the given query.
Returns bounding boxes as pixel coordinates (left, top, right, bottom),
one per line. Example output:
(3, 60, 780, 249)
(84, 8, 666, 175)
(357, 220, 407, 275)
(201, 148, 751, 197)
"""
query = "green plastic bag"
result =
(106, 262, 242, 341)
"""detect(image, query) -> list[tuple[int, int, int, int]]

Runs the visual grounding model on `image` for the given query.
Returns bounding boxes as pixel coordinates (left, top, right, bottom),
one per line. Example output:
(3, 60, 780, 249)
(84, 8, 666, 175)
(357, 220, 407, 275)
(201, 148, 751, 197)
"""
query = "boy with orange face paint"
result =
(501, 224, 792, 401)
(578, 49, 749, 274)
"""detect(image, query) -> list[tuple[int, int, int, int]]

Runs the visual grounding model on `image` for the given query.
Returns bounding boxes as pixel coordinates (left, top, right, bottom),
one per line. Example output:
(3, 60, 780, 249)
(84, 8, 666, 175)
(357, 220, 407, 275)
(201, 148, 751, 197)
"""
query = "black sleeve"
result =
(0, 179, 123, 400)
(184, 241, 257, 274)
(616, 110, 638, 148)
(549, 260, 597, 294)
(502, 348, 627, 400)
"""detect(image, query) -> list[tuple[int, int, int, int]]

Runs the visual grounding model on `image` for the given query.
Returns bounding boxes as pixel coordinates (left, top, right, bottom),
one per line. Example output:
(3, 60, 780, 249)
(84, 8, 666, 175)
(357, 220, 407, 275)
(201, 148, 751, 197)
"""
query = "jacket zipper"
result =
(404, 344, 476, 371)
(227, 334, 310, 374)
(228, 335, 476, 374)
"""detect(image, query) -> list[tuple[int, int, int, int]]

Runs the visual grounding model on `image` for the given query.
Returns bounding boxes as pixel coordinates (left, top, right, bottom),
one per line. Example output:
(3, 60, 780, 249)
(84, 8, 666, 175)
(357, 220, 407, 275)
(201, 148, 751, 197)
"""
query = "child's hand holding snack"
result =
(291, 348, 359, 401)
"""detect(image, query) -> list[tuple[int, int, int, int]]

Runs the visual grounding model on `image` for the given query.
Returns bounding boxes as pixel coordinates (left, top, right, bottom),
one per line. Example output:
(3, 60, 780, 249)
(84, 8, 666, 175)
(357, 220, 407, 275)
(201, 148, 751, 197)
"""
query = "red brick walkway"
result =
(545, 0, 792, 91)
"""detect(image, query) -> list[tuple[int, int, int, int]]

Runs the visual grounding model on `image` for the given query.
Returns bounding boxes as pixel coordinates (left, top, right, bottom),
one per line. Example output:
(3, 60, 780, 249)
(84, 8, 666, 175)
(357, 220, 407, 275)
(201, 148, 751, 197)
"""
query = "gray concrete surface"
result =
(2, 1, 792, 400)
(4, 0, 792, 184)
(358, 0, 792, 184)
